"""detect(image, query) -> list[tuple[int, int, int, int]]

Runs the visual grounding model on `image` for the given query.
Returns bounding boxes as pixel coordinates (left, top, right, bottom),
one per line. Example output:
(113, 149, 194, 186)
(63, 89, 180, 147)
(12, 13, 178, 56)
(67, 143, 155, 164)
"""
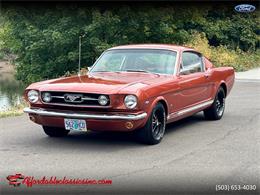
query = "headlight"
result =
(27, 90, 39, 103)
(98, 95, 109, 106)
(42, 92, 52, 103)
(124, 95, 137, 109)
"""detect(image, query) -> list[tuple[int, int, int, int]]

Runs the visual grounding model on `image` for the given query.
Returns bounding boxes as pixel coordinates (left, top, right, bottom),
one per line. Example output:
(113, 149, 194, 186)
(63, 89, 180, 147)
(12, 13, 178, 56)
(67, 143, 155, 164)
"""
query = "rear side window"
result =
(181, 52, 203, 74)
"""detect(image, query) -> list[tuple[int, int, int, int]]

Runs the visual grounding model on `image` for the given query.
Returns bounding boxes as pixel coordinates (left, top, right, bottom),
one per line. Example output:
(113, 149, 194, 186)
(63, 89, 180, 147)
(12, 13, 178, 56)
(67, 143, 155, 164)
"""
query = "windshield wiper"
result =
(124, 69, 160, 75)
(91, 70, 126, 74)
(92, 69, 160, 76)
(91, 70, 111, 72)
(125, 69, 151, 73)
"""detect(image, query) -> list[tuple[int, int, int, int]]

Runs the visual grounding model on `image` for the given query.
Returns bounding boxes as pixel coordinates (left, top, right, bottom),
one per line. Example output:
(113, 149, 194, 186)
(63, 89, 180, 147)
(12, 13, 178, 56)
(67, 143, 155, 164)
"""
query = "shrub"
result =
(186, 32, 260, 71)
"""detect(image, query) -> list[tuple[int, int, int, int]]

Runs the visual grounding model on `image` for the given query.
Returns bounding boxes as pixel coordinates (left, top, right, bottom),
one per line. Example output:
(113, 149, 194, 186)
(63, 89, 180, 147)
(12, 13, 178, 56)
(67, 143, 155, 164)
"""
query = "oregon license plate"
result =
(64, 119, 87, 131)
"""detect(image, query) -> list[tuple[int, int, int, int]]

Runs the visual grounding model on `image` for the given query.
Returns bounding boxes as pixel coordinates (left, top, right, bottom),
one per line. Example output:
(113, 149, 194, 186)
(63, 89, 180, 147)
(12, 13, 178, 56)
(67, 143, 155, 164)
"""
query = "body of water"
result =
(0, 79, 24, 111)
(0, 61, 25, 111)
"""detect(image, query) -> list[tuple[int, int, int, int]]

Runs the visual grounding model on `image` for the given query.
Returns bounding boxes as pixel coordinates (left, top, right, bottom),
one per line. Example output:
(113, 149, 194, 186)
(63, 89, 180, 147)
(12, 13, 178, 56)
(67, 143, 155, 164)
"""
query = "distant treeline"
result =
(0, 3, 259, 83)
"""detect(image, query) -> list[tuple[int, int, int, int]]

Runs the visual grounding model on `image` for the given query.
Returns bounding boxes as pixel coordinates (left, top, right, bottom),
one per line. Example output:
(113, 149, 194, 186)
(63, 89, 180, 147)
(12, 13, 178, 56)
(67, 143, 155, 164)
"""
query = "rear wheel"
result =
(136, 103, 166, 145)
(42, 126, 70, 137)
(204, 87, 226, 120)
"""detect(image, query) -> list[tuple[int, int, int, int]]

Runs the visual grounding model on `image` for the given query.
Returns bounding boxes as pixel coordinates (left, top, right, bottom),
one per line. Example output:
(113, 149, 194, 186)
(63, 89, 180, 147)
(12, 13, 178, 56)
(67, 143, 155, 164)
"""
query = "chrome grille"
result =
(41, 91, 109, 106)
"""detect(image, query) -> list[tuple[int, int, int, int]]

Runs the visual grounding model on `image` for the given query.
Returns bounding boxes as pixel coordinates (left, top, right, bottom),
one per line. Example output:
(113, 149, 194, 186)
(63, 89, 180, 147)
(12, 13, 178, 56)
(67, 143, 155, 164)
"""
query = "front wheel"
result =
(136, 103, 166, 145)
(43, 126, 70, 137)
(204, 87, 226, 120)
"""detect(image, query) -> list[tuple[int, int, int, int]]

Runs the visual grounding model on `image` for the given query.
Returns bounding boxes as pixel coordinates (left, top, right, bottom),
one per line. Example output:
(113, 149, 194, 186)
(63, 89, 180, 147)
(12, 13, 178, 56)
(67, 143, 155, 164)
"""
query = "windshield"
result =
(90, 49, 177, 75)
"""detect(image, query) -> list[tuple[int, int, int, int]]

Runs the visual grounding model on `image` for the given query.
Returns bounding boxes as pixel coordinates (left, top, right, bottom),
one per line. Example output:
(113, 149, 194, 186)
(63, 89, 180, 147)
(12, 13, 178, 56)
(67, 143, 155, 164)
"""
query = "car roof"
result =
(108, 44, 195, 52)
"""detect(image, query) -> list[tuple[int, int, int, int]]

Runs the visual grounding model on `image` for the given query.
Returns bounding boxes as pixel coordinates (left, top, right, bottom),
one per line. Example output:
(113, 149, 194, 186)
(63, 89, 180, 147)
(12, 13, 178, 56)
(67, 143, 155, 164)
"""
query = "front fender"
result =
(143, 96, 169, 122)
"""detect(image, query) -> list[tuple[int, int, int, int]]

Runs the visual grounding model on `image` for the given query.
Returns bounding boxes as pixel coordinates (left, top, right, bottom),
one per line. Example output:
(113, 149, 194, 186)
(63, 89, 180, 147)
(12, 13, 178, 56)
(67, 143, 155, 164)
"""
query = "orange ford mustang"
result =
(23, 44, 235, 145)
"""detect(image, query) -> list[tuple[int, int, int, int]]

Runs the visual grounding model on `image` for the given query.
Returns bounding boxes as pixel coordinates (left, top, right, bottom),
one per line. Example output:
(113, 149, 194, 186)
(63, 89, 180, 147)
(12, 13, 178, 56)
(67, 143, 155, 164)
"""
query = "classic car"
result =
(23, 44, 235, 145)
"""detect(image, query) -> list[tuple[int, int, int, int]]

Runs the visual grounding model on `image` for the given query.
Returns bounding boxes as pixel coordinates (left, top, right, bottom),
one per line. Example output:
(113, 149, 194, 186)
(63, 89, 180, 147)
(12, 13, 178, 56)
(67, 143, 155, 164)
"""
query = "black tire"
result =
(136, 103, 166, 145)
(42, 126, 70, 137)
(204, 87, 226, 120)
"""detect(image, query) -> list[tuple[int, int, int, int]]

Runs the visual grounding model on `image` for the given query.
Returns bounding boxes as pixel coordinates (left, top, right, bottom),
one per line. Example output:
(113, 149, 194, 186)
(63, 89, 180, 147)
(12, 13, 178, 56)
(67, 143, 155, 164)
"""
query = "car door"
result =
(174, 51, 212, 111)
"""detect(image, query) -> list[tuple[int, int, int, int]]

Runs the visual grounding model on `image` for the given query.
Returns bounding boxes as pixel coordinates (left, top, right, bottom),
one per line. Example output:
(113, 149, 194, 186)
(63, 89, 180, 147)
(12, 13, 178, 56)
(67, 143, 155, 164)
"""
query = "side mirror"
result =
(87, 66, 92, 71)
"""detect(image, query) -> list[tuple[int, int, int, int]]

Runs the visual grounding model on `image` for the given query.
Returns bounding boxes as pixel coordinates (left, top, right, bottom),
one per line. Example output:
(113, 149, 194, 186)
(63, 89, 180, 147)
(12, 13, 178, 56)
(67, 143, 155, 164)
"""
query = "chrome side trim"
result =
(167, 100, 214, 120)
(23, 107, 147, 121)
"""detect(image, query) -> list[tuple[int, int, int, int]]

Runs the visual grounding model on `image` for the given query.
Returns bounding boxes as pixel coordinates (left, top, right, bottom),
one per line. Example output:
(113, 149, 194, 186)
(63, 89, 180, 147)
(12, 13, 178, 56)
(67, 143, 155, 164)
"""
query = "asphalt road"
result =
(0, 80, 259, 195)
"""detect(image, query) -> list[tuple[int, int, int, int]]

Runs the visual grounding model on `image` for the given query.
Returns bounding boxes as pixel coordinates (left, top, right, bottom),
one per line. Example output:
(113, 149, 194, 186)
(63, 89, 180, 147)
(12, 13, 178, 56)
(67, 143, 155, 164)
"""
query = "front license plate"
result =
(64, 119, 87, 132)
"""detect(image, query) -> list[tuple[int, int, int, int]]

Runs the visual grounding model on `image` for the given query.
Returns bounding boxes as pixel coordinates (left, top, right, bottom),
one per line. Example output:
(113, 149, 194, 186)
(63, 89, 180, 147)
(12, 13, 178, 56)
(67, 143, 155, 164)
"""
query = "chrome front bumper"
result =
(23, 107, 147, 120)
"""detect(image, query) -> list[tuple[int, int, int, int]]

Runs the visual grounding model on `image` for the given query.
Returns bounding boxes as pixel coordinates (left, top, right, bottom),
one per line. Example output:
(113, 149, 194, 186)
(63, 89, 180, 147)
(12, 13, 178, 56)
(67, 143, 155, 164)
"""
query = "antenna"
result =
(78, 34, 85, 76)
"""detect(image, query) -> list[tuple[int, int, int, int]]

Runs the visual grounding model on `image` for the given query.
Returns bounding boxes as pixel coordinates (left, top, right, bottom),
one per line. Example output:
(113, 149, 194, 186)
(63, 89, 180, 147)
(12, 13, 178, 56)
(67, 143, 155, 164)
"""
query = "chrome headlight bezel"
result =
(124, 95, 137, 109)
(98, 95, 109, 106)
(27, 90, 39, 103)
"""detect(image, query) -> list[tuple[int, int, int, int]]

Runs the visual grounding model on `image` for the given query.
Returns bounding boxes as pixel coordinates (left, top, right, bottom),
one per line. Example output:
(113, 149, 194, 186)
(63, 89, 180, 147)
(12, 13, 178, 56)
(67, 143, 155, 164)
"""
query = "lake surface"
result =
(0, 79, 24, 111)
(0, 61, 25, 111)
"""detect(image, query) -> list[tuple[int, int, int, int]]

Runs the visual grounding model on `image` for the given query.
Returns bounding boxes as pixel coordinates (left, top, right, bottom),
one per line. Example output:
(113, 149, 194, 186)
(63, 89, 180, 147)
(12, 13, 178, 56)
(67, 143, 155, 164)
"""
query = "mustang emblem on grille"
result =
(64, 94, 83, 103)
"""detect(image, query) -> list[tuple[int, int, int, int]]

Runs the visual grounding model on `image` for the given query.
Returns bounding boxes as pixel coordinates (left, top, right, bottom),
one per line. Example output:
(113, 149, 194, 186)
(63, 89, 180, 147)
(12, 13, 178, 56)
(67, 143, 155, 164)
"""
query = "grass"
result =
(0, 103, 26, 118)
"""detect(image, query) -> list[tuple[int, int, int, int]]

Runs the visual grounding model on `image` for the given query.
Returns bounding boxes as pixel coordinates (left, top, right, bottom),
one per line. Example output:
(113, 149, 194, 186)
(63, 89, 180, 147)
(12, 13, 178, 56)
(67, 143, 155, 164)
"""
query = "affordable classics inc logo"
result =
(6, 173, 25, 187)
(6, 173, 112, 188)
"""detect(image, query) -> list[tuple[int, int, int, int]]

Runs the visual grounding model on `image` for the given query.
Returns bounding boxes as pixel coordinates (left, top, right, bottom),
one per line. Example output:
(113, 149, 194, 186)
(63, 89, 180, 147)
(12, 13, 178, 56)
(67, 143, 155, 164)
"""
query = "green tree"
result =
(1, 4, 259, 84)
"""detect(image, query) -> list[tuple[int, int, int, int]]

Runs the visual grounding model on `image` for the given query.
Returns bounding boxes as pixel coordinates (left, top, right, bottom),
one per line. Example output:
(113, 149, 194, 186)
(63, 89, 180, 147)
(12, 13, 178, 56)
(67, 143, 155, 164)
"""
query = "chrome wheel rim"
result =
(152, 110, 165, 140)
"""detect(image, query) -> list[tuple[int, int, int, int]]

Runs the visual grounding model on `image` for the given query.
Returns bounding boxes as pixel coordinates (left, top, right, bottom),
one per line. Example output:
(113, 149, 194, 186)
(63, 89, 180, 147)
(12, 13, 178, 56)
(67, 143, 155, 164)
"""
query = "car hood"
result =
(28, 72, 173, 94)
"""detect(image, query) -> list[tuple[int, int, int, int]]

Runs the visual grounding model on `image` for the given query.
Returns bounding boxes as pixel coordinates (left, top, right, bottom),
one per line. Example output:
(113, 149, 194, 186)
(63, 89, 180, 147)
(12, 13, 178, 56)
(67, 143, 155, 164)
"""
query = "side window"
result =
(181, 52, 203, 74)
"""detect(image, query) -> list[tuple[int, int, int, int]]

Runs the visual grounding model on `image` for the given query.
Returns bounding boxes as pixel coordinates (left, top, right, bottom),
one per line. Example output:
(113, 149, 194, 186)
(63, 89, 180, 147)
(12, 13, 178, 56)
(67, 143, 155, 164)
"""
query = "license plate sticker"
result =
(64, 119, 87, 131)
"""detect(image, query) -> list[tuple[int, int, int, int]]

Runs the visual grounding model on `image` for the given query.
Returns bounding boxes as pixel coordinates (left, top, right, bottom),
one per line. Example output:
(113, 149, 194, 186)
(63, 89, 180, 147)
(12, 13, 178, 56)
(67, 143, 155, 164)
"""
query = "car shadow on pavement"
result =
(34, 112, 206, 150)
(165, 112, 206, 135)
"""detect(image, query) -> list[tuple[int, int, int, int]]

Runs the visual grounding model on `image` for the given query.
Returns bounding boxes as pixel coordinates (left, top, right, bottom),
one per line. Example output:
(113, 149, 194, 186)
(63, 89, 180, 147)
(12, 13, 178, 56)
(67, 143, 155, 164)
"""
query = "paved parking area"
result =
(0, 80, 259, 195)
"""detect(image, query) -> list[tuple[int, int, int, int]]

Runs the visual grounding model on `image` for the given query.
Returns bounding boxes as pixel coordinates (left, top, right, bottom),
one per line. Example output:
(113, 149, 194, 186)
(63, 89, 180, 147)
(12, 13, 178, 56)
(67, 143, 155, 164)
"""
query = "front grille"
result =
(40, 91, 110, 107)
